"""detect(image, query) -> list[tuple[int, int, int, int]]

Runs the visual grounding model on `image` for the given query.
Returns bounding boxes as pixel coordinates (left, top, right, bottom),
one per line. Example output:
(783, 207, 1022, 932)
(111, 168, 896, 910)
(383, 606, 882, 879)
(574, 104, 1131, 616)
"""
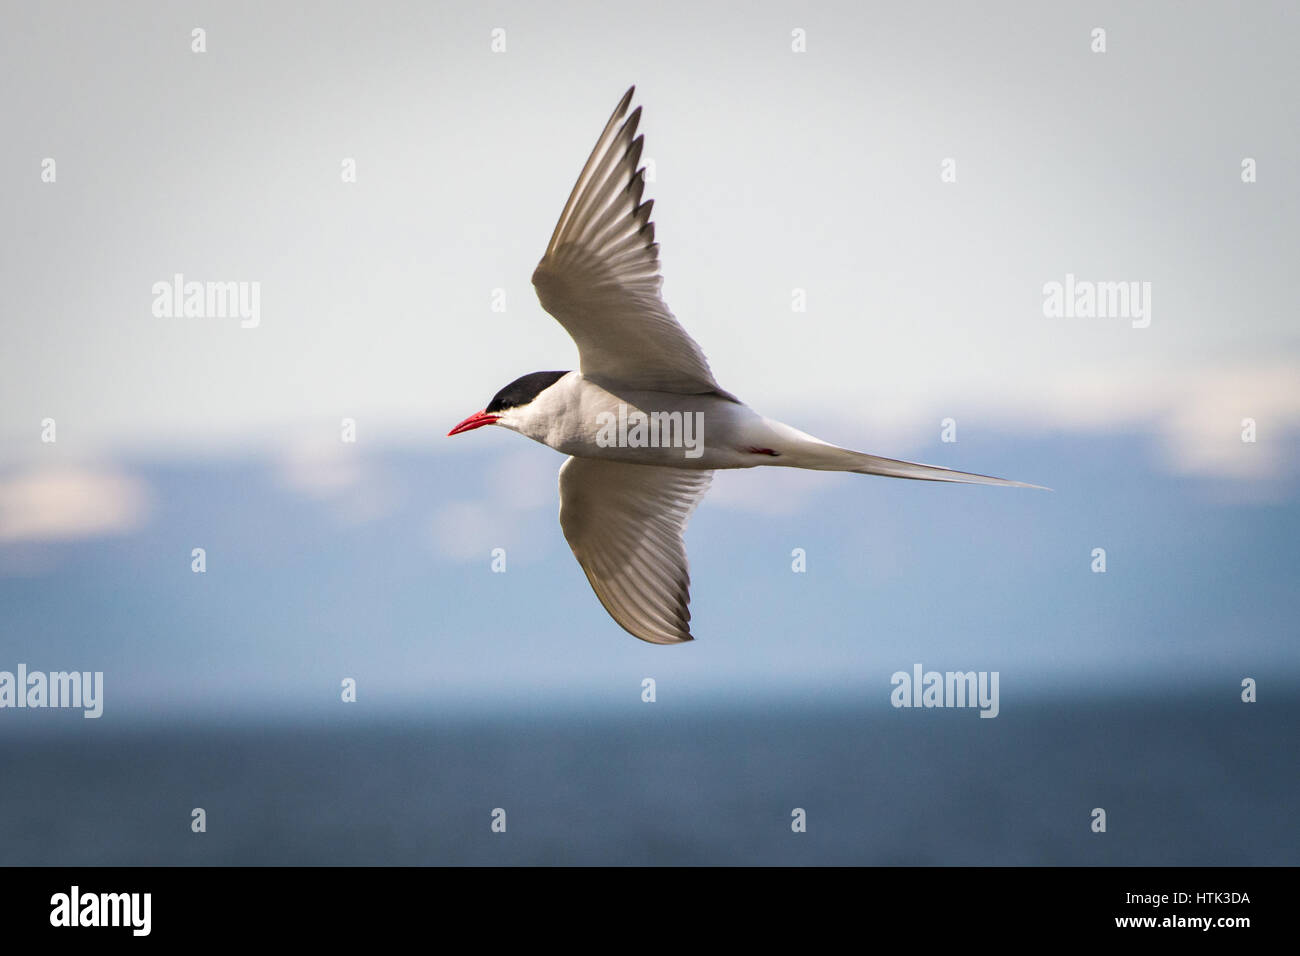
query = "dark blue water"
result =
(1, 690, 1293, 865)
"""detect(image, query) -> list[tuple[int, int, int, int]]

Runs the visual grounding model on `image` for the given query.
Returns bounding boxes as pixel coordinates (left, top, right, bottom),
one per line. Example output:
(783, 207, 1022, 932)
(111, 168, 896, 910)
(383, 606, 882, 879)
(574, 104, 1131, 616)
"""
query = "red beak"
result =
(448, 410, 500, 436)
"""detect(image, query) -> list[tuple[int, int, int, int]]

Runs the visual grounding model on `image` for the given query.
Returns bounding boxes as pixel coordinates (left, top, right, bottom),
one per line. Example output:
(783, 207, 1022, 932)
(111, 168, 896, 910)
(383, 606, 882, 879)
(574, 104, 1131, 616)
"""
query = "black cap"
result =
(486, 371, 570, 413)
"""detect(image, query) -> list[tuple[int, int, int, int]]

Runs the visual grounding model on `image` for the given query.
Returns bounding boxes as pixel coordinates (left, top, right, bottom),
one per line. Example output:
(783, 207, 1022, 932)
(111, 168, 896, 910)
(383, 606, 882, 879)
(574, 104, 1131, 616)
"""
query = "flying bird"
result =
(450, 86, 1043, 645)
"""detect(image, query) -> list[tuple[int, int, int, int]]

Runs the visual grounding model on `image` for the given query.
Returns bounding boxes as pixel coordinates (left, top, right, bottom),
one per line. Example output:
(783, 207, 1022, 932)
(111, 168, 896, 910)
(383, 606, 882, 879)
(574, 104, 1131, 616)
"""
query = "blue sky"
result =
(1, 1, 1297, 718)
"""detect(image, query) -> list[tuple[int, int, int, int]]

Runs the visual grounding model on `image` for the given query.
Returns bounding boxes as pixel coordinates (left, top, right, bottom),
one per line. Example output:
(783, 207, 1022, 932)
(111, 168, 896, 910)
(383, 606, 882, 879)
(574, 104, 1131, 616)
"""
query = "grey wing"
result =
(557, 456, 713, 644)
(532, 87, 722, 395)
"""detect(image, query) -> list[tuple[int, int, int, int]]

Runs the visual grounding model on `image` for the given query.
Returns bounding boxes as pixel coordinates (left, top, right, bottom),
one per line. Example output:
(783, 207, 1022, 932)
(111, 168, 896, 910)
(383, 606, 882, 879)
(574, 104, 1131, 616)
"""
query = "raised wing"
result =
(532, 86, 723, 395)
(558, 457, 712, 645)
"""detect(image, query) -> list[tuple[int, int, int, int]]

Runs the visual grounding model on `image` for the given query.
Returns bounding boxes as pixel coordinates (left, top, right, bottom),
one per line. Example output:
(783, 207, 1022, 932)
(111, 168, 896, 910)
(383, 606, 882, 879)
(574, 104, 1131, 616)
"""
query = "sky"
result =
(1, 0, 1297, 715)
(3, 2, 1298, 466)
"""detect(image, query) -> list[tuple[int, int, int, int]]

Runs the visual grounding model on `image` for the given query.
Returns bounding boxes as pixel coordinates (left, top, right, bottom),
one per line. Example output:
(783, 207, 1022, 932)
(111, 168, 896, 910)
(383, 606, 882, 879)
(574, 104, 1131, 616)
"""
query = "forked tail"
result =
(756, 417, 1049, 489)
(840, 449, 1047, 488)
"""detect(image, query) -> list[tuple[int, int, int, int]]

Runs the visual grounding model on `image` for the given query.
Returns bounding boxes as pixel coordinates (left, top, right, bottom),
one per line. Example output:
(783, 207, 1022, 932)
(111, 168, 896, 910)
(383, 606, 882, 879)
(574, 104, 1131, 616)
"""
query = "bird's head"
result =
(448, 370, 571, 437)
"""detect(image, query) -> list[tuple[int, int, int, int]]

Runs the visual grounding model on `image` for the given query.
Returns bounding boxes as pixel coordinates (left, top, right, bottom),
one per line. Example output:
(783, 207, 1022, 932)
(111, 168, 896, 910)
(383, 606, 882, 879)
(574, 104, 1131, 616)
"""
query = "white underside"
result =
(498, 372, 1042, 487)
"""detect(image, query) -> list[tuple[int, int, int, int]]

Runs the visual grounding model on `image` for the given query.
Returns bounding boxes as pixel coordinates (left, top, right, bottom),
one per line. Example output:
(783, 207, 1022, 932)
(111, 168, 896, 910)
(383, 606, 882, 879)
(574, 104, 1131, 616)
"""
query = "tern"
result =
(450, 87, 1043, 645)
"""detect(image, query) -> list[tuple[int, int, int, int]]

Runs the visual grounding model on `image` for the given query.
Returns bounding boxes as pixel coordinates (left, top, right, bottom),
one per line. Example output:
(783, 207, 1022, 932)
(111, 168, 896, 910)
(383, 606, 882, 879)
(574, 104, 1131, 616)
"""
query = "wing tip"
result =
(618, 618, 695, 645)
(617, 85, 636, 115)
(650, 630, 695, 645)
